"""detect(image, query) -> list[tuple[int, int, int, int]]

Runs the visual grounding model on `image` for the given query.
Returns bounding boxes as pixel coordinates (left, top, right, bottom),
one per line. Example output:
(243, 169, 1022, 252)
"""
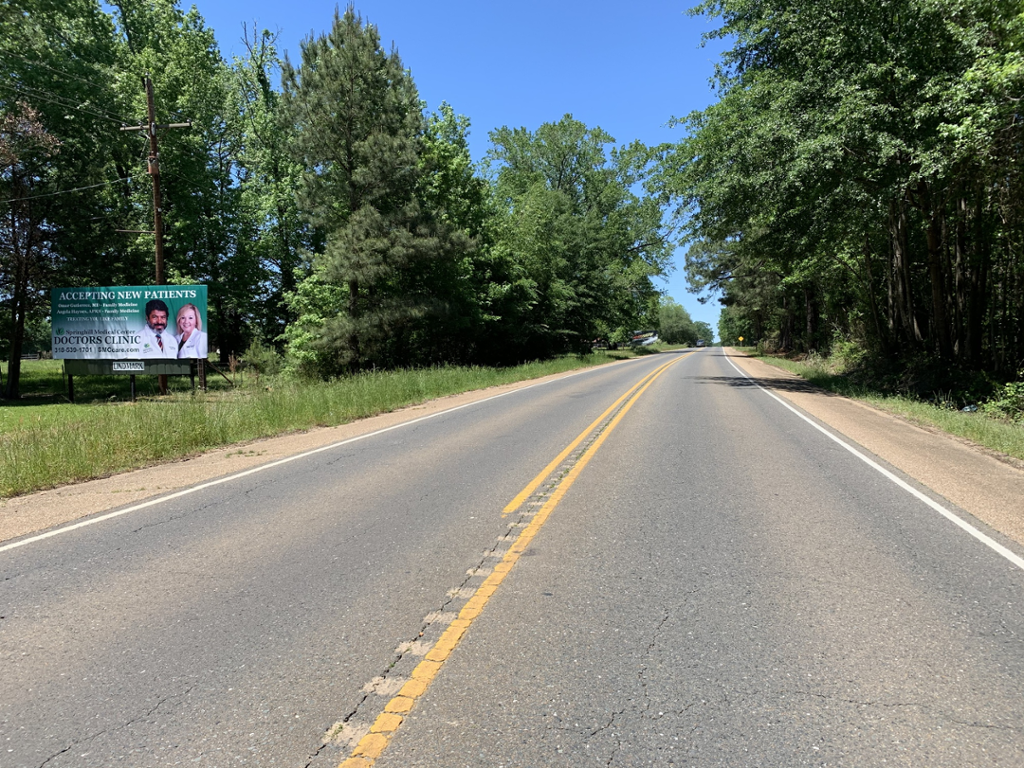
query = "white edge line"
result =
(723, 353, 1024, 574)
(0, 357, 653, 556)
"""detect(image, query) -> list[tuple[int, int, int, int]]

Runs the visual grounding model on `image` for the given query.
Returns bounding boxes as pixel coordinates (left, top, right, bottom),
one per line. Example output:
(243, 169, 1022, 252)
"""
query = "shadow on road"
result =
(692, 374, 838, 397)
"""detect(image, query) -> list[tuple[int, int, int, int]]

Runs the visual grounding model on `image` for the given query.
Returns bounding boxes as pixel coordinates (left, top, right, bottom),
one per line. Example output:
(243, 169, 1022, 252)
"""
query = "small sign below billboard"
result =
(112, 361, 146, 372)
(51, 285, 208, 361)
(64, 359, 192, 376)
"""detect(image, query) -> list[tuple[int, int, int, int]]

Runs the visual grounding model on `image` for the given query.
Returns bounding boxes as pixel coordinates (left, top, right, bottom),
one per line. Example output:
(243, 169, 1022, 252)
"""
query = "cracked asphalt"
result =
(2, 348, 1023, 767)
(367, 349, 1024, 767)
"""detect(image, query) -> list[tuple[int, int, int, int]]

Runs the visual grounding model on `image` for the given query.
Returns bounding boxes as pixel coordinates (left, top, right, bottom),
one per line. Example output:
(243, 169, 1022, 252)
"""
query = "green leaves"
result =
(485, 115, 671, 357)
(667, 0, 1024, 371)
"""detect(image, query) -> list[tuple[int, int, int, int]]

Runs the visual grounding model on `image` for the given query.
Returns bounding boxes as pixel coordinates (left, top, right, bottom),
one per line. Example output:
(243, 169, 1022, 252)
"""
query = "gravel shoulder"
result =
(3, 350, 1022, 553)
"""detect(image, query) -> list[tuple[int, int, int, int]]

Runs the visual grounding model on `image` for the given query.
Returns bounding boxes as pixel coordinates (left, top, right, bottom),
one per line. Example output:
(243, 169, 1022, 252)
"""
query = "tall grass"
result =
(0, 355, 623, 498)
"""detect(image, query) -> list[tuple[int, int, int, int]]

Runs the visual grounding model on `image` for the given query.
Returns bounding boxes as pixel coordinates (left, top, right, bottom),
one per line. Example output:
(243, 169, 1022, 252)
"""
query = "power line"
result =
(0, 177, 131, 205)
(2, 55, 199, 127)
(0, 53, 117, 95)
(1, 80, 128, 125)
(0, 81, 133, 126)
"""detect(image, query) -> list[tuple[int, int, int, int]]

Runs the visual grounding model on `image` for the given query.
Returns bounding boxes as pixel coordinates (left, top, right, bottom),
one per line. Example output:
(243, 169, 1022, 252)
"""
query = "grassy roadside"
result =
(738, 348, 1024, 464)
(0, 352, 648, 499)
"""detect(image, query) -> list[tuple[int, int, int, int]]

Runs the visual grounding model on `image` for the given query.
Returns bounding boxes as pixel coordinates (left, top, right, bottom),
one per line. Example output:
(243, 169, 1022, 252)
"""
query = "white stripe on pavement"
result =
(724, 352, 1024, 574)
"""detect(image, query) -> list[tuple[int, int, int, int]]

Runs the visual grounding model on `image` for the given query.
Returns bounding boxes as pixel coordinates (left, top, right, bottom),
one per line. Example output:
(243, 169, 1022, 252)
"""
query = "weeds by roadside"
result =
(981, 374, 1024, 422)
(0, 353, 637, 498)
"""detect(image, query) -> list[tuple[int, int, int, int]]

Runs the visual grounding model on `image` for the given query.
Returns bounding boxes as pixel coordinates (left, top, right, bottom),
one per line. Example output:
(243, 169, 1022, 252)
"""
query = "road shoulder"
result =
(727, 348, 1024, 550)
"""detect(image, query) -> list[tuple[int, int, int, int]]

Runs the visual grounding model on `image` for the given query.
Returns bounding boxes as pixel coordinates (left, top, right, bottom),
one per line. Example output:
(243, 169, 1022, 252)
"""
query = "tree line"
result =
(9, 0, 1013, 402)
(666, 0, 1023, 389)
(1, 2, 672, 396)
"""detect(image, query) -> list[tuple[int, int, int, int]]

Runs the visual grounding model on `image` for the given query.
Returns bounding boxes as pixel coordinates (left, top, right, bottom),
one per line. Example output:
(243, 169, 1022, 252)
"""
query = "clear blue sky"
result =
(195, 0, 729, 336)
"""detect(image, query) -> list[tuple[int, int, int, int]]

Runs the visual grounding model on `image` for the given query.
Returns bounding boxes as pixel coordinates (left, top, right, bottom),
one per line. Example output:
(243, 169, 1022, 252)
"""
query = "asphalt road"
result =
(1, 348, 1022, 767)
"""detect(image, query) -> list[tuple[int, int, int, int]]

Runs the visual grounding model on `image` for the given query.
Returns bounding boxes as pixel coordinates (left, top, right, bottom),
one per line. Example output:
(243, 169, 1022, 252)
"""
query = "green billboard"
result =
(51, 285, 208, 360)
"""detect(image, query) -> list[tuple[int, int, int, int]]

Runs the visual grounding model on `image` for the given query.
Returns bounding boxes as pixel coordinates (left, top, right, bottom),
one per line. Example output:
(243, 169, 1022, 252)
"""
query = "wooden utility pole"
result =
(145, 76, 166, 284)
(121, 75, 191, 394)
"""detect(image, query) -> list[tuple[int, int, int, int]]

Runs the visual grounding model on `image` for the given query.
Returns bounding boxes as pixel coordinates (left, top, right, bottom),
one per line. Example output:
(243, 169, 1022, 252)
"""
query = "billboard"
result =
(51, 285, 208, 360)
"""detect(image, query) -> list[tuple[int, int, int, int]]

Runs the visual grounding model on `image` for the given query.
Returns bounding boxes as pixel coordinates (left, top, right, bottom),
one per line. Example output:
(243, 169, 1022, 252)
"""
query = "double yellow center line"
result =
(340, 353, 689, 767)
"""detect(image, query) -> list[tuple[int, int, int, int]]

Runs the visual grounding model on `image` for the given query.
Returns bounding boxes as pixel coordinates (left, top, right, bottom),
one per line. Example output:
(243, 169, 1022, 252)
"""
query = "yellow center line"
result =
(339, 353, 689, 768)
(501, 355, 683, 516)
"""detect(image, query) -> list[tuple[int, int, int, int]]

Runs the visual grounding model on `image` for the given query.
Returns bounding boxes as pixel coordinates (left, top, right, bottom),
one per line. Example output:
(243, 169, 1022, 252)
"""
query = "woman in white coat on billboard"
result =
(175, 303, 208, 359)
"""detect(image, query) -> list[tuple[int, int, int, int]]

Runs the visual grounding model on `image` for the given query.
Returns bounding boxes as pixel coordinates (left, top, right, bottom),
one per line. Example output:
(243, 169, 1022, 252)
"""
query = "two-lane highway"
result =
(2, 348, 1022, 767)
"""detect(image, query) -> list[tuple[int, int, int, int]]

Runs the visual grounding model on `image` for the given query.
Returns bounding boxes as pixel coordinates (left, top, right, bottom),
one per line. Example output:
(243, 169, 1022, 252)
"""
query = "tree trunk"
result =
(889, 196, 921, 349)
(926, 216, 952, 360)
(3, 251, 29, 399)
(965, 194, 989, 367)
(920, 182, 953, 359)
(863, 236, 889, 356)
(348, 278, 361, 370)
(804, 284, 818, 352)
(951, 202, 966, 359)
(780, 293, 794, 352)
(2, 188, 37, 400)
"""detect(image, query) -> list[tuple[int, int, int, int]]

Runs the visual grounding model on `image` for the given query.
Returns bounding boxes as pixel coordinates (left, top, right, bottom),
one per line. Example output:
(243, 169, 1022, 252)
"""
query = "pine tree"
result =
(281, 5, 439, 373)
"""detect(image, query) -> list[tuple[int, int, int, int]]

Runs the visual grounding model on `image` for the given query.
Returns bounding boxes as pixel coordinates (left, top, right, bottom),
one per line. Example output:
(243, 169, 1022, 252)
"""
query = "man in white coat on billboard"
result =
(138, 299, 179, 358)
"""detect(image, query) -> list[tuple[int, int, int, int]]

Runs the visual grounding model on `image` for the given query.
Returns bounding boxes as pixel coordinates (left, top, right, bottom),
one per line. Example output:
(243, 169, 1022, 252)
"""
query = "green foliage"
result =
(827, 337, 868, 375)
(667, 0, 1024, 377)
(227, 27, 310, 347)
(982, 372, 1024, 422)
(1, 1, 124, 396)
(419, 102, 489, 236)
(485, 115, 671, 359)
(241, 339, 283, 378)
(282, 6, 468, 373)
(406, 102, 493, 365)
(110, 0, 274, 360)
(692, 321, 714, 344)
(280, 261, 347, 378)
(717, 304, 753, 346)
(657, 298, 697, 345)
